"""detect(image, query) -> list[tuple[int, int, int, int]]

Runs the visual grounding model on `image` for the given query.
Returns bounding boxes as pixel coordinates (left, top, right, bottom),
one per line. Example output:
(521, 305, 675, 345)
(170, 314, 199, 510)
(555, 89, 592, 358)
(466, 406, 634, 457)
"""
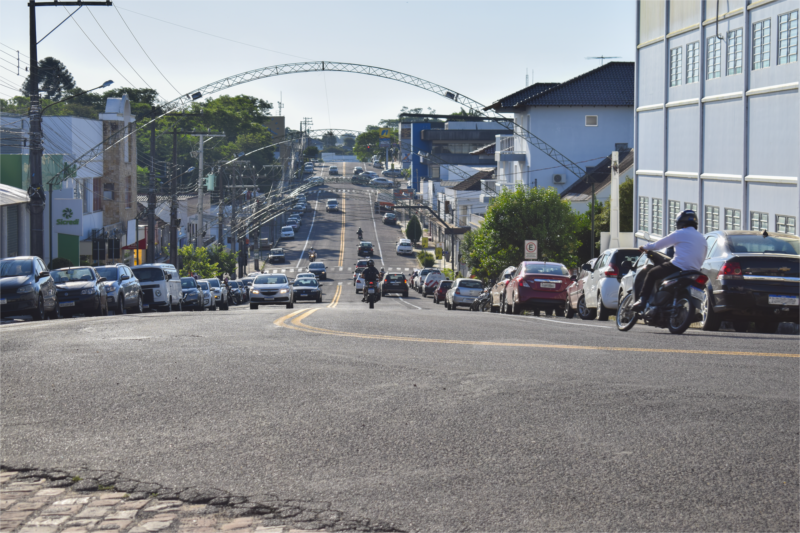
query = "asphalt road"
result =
(2, 173, 799, 532)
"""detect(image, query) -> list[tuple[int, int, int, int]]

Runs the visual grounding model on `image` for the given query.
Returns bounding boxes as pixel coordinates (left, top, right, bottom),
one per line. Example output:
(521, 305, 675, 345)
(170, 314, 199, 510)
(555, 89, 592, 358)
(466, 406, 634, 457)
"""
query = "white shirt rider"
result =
(641, 227, 708, 271)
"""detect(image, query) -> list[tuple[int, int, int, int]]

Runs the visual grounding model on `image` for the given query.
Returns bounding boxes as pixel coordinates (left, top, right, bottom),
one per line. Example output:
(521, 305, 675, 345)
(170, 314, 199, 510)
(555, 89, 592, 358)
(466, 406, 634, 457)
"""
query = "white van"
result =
(422, 271, 447, 297)
(131, 263, 183, 311)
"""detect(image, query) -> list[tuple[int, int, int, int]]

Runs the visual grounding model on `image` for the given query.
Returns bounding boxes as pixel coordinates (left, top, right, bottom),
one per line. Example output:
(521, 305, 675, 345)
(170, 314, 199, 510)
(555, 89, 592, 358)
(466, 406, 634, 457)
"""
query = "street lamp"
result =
(41, 80, 113, 113)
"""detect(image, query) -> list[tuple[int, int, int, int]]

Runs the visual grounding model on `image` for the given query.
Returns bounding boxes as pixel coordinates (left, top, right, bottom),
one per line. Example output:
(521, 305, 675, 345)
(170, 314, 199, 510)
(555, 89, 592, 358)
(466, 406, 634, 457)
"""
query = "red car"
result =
(502, 261, 572, 315)
(432, 280, 453, 304)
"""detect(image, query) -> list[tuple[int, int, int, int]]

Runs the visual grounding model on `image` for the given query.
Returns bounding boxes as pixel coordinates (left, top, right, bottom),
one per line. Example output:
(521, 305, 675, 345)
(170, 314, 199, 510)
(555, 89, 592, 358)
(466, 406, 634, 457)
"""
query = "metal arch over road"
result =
(51, 61, 590, 187)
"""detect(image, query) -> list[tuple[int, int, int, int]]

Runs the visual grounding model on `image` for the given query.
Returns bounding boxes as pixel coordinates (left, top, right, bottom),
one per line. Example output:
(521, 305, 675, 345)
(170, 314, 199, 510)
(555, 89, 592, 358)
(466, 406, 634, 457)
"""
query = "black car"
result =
(381, 273, 409, 297)
(699, 230, 800, 333)
(292, 278, 322, 303)
(307, 261, 327, 280)
(96, 264, 143, 314)
(268, 248, 286, 263)
(51, 266, 109, 317)
(351, 175, 370, 185)
(383, 213, 397, 225)
(180, 277, 204, 310)
(357, 241, 374, 257)
(0, 256, 59, 320)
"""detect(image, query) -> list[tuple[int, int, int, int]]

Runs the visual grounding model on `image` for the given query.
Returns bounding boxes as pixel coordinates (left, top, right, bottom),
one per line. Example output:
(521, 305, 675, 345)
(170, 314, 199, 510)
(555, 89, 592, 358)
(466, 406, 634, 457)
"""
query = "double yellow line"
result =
(337, 192, 346, 268)
(327, 284, 342, 308)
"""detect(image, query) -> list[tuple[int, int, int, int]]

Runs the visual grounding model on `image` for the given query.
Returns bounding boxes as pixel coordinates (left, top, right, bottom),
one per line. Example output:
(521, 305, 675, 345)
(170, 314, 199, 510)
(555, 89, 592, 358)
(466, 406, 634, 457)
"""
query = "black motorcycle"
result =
(357, 230, 363, 240)
(616, 250, 708, 334)
(471, 288, 492, 312)
(364, 280, 378, 309)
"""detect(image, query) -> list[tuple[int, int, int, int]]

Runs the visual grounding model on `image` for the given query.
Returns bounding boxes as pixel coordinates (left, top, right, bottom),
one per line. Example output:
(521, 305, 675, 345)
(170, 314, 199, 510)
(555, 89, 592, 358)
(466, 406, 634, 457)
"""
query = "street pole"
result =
(591, 180, 596, 257)
(609, 151, 621, 249)
(148, 119, 156, 263)
(218, 168, 224, 254)
(196, 133, 204, 249)
(28, 2, 44, 259)
(170, 127, 178, 267)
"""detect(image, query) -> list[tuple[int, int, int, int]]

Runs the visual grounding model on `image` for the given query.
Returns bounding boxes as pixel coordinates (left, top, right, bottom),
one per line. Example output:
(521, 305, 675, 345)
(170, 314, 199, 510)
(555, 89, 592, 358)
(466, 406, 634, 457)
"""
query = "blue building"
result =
(634, 0, 799, 241)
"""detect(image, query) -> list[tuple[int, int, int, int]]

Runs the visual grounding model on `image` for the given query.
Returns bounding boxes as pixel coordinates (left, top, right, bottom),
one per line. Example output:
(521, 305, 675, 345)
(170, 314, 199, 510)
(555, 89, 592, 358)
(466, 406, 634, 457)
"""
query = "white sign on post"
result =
(524, 240, 538, 260)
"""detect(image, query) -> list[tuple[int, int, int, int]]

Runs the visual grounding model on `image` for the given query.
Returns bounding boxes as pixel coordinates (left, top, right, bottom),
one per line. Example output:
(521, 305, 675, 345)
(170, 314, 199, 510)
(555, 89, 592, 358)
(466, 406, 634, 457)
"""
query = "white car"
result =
(307, 177, 324, 186)
(326, 199, 338, 212)
(355, 272, 366, 293)
(580, 247, 640, 320)
(295, 272, 316, 281)
(249, 274, 293, 309)
(280, 226, 295, 239)
(396, 239, 413, 254)
(370, 177, 393, 188)
(328, 166, 338, 175)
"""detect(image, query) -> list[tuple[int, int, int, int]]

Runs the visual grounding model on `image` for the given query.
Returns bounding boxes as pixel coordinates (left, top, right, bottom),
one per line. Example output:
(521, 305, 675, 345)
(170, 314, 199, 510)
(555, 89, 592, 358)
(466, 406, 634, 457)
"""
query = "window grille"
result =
(776, 214, 796, 234)
(684, 202, 697, 212)
(686, 42, 700, 83)
(639, 196, 649, 232)
(669, 47, 682, 86)
(652, 198, 663, 236)
(750, 211, 769, 231)
(727, 28, 744, 75)
(668, 200, 680, 233)
(705, 205, 720, 232)
(724, 208, 741, 230)
(753, 19, 771, 70)
(707, 36, 722, 79)
(778, 11, 798, 65)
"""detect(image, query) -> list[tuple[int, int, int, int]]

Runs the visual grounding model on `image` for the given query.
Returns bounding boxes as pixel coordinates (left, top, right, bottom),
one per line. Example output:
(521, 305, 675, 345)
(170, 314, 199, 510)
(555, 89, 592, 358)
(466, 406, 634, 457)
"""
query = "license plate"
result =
(769, 295, 799, 306)
(540, 283, 555, 289)
(689, 286, 704, 300)
(0, 299, 6, 305)
(59, 301, 75, 307)
(300, 292, 308, 296)
(368, 288, 375, 293)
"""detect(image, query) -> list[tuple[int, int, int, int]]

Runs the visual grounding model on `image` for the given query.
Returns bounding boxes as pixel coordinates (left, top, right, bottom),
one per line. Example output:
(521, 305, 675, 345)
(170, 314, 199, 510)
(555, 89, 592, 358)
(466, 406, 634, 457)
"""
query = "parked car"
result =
(580, 248, 640, 320)
(0, 256, 59, 320)
(249, 274, 293, 309)
(353, 166, 364, 175)
(422, 270, 447, 297)
(413, 268, 440, 292)
(268, 248, 286, 263)
(381, 273, 409, 297)
(382, 169, 402, 178)
(96, 263, 143, 314)
(201, 277, 229, 310)
(357, 241, 374, 257)
(180, 277, 204, 310)
(370, 177, 393, 188)
(227, 280, 245, 305)
(445, 278, 484, 310)
(307, 261, 327, 280)
(501, 261, 571, 315)
(326, 199, 339, 212)
(328, 166, 338, 175)
(281, 226, 295, 239)
(564, 259, 597, 319)
(51, 266, 109, 317)
(373, 160, 383, 169)
(196, 280, 213, 310)
(396, 239, 413, 254)
(696, 230, 799, 332)
(432, 280, 453, 304)
(383, 213, 397, 225)
(287, 218, 300, 231)
(132, 263, 183, 312)
(292, 277, 322, 303)
(490, 265, 517, 312)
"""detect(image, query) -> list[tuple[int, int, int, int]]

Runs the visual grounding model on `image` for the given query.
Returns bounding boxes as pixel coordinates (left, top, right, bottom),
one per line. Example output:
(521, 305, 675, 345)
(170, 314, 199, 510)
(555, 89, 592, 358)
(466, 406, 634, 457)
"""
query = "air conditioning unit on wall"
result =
(552, 173, 564, 184)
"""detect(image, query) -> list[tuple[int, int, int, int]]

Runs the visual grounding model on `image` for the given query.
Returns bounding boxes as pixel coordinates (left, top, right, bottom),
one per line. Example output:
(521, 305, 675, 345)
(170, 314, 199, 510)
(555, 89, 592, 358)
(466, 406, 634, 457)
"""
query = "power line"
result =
(86, 7, 154, 90)
(0, 43, 27, 58)
(0, 64, 21, 77)
(113, 5, 182, 97)
(67, 8, 139, 88)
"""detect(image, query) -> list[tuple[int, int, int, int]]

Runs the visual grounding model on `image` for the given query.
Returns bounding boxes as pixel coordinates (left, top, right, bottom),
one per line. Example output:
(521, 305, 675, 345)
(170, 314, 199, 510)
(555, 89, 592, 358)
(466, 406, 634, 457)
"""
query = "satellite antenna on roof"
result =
(586, 56, 621, 66)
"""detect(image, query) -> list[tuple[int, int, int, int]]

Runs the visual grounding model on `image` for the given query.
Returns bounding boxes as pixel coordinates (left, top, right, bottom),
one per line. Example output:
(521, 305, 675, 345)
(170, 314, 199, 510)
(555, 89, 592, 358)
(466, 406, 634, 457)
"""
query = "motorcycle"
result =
(365, 280, 378, 309)
(616, 250, 708, 335)
(357, 231, 363, 240)
(471, 288, 492, 312)
(308, 250, 317, 262)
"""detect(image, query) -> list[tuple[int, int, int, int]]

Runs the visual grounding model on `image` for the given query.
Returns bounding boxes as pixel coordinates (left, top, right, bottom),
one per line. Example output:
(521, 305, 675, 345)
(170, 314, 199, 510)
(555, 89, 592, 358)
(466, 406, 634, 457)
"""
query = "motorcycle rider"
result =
(631, 210, 707, 312)
(361, 259, 380, 302)
(379, 267, 385, 281)
(357, 228, 363, 240)
(309, 247, 316, 261)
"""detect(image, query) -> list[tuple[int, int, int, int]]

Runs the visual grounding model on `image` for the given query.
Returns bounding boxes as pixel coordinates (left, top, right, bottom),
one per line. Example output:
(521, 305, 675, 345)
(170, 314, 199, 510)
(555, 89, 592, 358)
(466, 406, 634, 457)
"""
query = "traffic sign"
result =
(524, 240, 538, 260)
(379, 139, 390, 148)
(379, 128, 391, 138)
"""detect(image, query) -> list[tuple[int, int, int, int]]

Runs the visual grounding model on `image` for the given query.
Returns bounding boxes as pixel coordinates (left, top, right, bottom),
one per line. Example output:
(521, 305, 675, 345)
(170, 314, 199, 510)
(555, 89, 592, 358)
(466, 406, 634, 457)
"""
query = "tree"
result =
(406, 215, 423, 245)
(353, 128, 397, 161)
(465, 186, 582, 279)
(322, 131, 337, 147)
(178, 245, 219, 278)
(303, 146, 320, 159)
(576, 176, 634, 260)
(207, 244, 237, 277)
(22, 57, 75, 100)
(342, 136, 356, 149)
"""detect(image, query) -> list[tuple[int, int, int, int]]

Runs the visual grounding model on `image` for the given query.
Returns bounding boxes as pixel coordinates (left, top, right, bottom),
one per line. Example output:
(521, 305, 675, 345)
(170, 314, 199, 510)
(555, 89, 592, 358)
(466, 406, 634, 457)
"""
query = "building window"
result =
(125, 176, 132, 209)
(639, 196, 649, 232)
(751, 211, 769, 231)
(585, 115, 598, 127)
(707, 36, 723, 79)
(669, 47, 682, 86)
(685, 202, 698, 212)
(776, 214, 796, 234)
(652, 198, 663, 236)
(430, 165, 440, 179)
(668, 200, 680, 233)
(92, 177, 102, 212)
(778, 11, 798, 65)
(724, 208, 742, 230)
(705, 205, 720, 232)
(686, 42, 700, 83)
(753, 19, 771, 70)
(727, 28, 744, 75)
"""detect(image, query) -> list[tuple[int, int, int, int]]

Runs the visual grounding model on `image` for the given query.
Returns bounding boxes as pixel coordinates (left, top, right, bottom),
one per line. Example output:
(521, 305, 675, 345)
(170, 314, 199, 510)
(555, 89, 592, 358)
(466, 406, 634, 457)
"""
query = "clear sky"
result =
(0, 0, 636, 133)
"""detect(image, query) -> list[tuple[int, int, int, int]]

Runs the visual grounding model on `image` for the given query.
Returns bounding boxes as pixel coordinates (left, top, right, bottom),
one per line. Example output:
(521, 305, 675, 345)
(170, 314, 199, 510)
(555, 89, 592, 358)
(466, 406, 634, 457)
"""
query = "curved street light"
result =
(41, 80, 113, 113)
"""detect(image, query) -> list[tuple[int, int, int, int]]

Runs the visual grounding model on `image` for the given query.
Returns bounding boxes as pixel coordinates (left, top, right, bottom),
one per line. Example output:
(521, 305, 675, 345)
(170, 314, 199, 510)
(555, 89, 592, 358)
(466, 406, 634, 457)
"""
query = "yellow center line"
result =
(327, 284, 342, 308)
(275, 309, 799, 358)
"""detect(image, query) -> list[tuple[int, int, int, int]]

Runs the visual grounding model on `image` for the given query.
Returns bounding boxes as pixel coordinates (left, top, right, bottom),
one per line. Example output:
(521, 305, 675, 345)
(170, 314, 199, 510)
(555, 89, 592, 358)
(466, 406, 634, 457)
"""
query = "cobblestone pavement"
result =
(0, 471, 402, 533)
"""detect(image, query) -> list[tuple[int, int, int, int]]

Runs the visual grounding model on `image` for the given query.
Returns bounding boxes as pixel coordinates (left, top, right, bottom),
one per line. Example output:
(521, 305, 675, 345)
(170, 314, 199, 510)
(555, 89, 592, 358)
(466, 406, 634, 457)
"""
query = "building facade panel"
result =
(667, 105, 700, 172)
(638, 44, 667, 106)
(748, 90, 799, 178)
(667, 176, 699, 205)
(637, 110, 665, 170)
(748, 182, 798, 227)
(702, 99, 744, 176)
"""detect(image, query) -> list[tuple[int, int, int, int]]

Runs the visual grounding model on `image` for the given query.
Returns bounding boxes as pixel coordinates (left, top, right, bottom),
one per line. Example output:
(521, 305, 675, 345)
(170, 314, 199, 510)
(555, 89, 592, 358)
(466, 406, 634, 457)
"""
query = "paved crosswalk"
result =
(258, 267, 414, 274)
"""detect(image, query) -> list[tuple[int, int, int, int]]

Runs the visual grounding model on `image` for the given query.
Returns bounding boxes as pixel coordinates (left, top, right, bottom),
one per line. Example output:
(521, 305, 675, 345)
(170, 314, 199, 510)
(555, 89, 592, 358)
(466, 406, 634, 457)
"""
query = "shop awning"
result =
(122, 237, 146, 250)
(0, 184, 29, 207)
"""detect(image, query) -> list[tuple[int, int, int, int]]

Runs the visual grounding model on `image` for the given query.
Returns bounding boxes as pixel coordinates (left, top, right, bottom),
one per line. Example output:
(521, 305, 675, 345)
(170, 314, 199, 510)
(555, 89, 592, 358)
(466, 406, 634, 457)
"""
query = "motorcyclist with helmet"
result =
(357, 228, 363, 240)
(631, 209, 707, 312)
(361, 259, 380, 302)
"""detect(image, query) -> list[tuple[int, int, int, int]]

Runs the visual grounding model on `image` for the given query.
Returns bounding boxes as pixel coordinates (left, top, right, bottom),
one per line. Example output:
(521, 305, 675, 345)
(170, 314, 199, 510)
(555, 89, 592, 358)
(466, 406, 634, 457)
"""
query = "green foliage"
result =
(303, 146, 320, 159)
(22, 57, 75, 100)
(434, 247, 443, 260)
(48, 257, 73, 270)
(417, 251, 435, 268)
(342, 136, 356, 149)
(207, 244, 237, 277)
(406, 215, 422, 244)
(576, 177, 634, 261)
(178, 245, 219, 278)
(464, 186, 582, 279)
(353, 128, 398, 161)
(441, 268, 454, 280)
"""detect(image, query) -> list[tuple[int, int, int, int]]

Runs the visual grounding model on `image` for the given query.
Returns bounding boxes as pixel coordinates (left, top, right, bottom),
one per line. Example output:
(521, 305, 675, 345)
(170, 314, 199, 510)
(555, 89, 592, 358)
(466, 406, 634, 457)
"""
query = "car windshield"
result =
(727, 234, 800, 255)
(132, 267, 165, 282)
(271, 249, 284, 254)
(0, 259, 33, 278)
(459, 280, 483, 289)
(439, 281, 452, 288)
(386, 274, 405, 281)
(255, 275, 287, 285)
(294, 279, 318, 287)
(241, 279, 253, 286)
(197, 282, 209, 290)
(309, 262, 325, 269)
(360, 242, 372, 247)
(181, 278, 197, 289)
(524, 263, 570, 276)
(95, 267, 119, 280)
(52, 268, 95, 283)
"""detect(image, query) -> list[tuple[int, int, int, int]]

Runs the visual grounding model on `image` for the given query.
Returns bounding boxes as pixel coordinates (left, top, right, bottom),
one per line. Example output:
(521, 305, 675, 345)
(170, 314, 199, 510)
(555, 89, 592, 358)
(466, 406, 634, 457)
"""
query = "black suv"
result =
(268, 248, 286, 263)
(381, 273, 408, 297)
(357, 242, 374, 257)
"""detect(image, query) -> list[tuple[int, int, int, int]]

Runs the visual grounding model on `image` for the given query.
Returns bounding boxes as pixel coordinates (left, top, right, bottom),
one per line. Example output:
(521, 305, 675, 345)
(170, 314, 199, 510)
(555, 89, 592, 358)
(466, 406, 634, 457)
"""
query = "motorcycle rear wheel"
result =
(616, 293, 638, 331)
(668, 296, 694, 335)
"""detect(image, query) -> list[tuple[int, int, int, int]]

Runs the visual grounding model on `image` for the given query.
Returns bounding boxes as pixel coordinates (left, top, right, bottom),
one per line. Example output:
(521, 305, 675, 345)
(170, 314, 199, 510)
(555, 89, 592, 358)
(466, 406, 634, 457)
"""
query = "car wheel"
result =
(287, 302, 294, 309)
(316, 296, 322, 303)
(118, 298, 125, 316)
(577, 295, 596, 320)
(699, 288, 721, 331)
(564, 300, 575, 319)
(32, 295, 45, 321)
(133, 294, 143, 314)
(511, 294, 521, 315)
(403, 292, 408, 298)
(250, 303, 258, 310)
(597, 292, 611, 321)
(756, 321, 779, 334)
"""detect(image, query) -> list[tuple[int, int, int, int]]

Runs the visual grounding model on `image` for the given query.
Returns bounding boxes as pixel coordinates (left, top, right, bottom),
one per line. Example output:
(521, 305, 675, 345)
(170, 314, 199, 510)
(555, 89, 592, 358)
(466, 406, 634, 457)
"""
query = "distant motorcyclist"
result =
(631, 210, 707, 312)
(361, 259, 380, 302)
(379, 267, 385, 281)
(309, 247, 317, 261)
(357, 227, 363, 240)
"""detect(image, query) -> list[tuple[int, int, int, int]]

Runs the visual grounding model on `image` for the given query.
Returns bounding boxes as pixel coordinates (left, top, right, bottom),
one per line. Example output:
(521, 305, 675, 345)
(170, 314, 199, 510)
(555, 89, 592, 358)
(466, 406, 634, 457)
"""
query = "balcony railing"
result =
(497, 134, 517, 153)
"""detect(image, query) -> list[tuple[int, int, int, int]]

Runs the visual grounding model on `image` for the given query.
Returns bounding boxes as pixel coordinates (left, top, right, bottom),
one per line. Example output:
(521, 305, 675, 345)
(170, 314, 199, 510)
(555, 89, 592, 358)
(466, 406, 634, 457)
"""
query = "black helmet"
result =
(367, 259, 374, 267)
(676, 209, 699, 230)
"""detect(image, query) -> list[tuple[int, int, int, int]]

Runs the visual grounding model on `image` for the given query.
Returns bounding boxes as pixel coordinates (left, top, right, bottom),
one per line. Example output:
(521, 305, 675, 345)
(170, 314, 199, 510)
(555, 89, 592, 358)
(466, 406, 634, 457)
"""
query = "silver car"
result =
(445, 278, 484, 310)
(196, 280, 213, 310)
(249, 274, 294, 309)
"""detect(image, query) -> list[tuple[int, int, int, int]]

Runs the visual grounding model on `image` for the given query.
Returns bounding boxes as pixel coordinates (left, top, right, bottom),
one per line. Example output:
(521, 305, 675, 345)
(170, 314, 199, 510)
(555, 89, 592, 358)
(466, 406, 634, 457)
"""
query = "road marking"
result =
(338, 267, 343, 271)
(296, 192, 320, 268)
(397, 297, 421, 310)
(327, 283, 343, 308)
(275, 309, 799, 358)
(368, 191, 384, 266)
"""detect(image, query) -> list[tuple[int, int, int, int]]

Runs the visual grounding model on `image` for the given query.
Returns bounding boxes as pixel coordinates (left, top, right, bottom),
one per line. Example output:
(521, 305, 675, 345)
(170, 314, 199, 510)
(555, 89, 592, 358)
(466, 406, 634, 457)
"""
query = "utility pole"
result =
(189, 132, 224, 248)
(218, 167, 224, 255)
(148, 119, 156, 263)
(170, 127, 178, 267)
(28, 1, 112, 259)
(609, 151, 621, 249)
